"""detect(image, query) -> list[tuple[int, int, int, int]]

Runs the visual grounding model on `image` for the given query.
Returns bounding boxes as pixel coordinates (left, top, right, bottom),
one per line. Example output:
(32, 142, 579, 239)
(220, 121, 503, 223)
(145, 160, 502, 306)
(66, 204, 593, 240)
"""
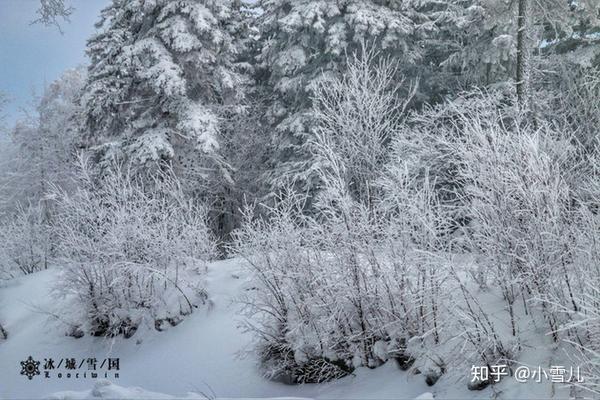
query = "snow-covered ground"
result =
(0, 259, 576, 399)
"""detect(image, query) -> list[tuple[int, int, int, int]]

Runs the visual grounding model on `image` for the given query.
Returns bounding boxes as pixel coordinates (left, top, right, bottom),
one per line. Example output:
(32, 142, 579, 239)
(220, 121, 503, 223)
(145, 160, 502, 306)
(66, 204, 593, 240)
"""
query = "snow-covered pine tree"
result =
(439, 0, 600, 97)
(507, 0, 599, 110)
(256, 0, 450, 194)
(81, 0, 251, 183)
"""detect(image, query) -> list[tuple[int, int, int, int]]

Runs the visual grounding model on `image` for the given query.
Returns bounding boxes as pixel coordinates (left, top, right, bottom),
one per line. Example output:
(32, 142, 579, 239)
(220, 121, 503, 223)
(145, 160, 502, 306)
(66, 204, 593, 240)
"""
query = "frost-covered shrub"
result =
(453, 109, 580, 339)
(310, 47, 416, 209)
(427, 91, 600, 389)
(538, 64, 600, 153)
(0, 204, 49, 279)
(544, 163, 600, 394)
(234, 175, 453, 383)
(385, 87, 518, 227)
(51, 159, 216, 338)
(233, 49, 453, 384)
(554, 275, 600, 394)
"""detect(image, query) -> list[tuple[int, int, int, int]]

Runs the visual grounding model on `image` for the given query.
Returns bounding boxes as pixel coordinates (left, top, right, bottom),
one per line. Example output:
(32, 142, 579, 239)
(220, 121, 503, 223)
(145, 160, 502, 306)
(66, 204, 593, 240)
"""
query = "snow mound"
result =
(413, 393, 435, 400)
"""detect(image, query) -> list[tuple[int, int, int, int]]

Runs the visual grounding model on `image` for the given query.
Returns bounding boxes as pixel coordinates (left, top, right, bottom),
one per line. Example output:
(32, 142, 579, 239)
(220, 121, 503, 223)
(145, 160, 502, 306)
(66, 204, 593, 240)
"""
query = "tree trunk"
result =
(516, 0, 531, 111)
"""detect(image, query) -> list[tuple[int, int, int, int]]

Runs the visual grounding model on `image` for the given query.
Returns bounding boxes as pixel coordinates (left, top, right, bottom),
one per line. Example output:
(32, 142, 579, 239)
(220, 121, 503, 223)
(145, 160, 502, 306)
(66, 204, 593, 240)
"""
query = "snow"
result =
(413, 394, 434, 400)
(48, 380, 205, 400)
(0, 258, 577, 399)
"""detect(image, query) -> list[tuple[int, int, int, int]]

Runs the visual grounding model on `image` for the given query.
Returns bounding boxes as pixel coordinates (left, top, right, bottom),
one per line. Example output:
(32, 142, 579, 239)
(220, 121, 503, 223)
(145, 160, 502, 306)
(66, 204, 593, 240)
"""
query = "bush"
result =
(233, 170, 453, 383)
(50, 159, 217, 337)
(0, 203, 49, 279)
(233, 49, 453, 384)
(233, 56, 600, 391)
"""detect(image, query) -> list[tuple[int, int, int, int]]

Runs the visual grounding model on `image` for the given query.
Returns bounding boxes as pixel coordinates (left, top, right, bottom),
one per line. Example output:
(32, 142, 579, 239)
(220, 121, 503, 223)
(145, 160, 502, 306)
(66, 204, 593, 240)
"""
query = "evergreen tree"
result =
(81, 0, 251, 179)
(440, 0, 600, 95)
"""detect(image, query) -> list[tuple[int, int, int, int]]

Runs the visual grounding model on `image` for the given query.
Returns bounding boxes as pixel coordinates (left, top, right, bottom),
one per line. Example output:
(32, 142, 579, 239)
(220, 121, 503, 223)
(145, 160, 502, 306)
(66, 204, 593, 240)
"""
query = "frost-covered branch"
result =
(33, 0, 73, 33)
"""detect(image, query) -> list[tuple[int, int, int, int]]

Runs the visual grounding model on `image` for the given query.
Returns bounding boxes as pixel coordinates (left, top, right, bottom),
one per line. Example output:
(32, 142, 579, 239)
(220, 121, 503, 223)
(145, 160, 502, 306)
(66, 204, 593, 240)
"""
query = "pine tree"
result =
(440, 0, 600, 98)
(81, 0, 251, 178)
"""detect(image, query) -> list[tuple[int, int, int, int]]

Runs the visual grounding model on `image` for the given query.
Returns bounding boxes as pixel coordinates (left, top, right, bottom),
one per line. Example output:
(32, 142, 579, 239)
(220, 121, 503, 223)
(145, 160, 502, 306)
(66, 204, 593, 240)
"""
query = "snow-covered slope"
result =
(0, 259, 572, 399)
(0, 259, 432, 399)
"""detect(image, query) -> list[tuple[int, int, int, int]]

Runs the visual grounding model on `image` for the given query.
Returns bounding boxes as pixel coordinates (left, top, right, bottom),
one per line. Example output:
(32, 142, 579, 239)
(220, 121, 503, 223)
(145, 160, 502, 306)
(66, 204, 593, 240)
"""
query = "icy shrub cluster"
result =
(233, 50, 600, 392)
(50, 159, 216, 338)
(233, 184, 451, 383)
(233, 51, 453, 384)
(0, 204, 50, 279)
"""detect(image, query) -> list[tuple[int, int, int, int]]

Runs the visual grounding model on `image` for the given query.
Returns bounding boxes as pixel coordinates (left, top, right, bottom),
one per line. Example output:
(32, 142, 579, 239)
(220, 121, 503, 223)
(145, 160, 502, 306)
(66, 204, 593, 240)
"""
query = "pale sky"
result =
(0, 0, 109, 126)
